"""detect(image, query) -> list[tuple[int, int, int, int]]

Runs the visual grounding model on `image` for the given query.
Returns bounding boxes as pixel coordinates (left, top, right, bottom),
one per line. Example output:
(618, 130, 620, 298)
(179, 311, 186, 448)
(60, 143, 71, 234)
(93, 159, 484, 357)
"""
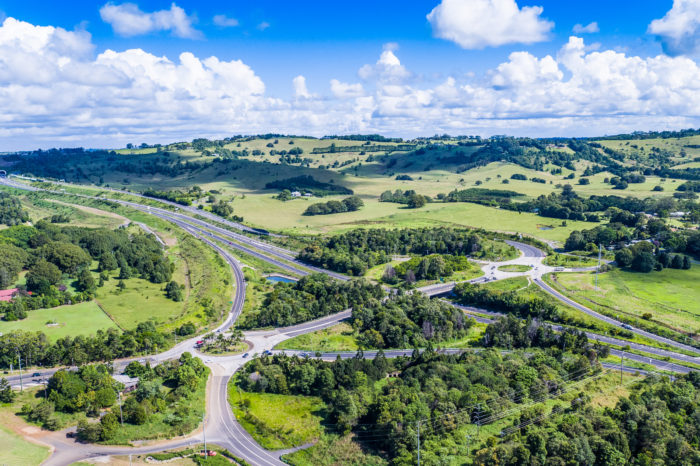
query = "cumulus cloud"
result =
(1, 17, 700, 149)
(293, 75, 312, 98)
(257, 21, 270, 31)
(358, 43, 411, 82)
(213, 14, 238, 28)
(427, 0, 553, 49)
(572, 21, 599, 34)
(100, 2, 201, 39)
(649, 0, 700, 56)
(330, 79, 364, 99)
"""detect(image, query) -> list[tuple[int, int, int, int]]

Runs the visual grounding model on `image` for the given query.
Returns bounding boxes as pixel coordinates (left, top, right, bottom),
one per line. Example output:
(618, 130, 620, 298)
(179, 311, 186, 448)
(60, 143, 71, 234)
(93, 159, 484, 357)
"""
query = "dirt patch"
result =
(47, 200, 130, 227)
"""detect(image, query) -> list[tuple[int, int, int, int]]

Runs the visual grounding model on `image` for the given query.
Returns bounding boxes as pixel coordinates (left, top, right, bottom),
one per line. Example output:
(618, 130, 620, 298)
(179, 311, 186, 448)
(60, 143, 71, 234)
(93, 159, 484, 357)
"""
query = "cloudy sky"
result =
(0, 0, 699, 149)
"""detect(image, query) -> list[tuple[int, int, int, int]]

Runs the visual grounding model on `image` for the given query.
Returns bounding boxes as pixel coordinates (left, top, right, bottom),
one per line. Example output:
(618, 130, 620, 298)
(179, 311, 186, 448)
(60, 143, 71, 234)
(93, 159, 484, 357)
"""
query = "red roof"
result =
(0, 288, 18, 301)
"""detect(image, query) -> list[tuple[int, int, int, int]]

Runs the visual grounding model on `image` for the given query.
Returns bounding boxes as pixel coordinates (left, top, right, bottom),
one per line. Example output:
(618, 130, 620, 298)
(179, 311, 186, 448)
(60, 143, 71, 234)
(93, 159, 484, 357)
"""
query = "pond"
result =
(538, 225, 553, 230)
(265, 275, 297, 284)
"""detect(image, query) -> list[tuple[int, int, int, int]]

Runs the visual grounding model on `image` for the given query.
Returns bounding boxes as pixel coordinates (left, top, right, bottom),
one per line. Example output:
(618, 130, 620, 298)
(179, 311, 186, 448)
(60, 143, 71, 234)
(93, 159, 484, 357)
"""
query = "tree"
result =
(39, 242, 91, 274)
(382, 265, 398, 284)
(98, 252, 118, 272)
(165, 281, 184, 301)
(631, 251, 656, 273)
(0, 377, 15, 403)
(26, 260, 62, 294)
(100, 412, 119, 440)
(615, 248, 634, 267)
(565, 231, 586, 251)
(404, 270, 416, 285)
(75, 268, 96, 294)
(407, 193, 427, 209)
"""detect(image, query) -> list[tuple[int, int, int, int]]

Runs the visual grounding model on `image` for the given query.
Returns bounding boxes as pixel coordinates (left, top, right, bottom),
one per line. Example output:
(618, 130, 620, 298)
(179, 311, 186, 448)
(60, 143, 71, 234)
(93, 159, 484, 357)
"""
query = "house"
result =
(669, 211, 686, 218)
(112, 374, 139, 392)
(0, 288, 19, 302)
(291, 191, 301, 198)
(303, 193, 313, 197)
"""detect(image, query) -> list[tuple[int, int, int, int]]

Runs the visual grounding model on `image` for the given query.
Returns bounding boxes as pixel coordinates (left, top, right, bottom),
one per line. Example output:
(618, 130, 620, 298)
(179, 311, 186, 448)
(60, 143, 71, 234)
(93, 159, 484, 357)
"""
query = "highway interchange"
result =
(0, 176, 697, 465)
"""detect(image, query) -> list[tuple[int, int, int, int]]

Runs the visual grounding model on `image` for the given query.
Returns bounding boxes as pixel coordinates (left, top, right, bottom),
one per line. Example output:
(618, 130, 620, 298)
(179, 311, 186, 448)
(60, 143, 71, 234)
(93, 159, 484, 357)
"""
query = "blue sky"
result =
(0, 0, 676, 97)
(0, 0, 698, 149)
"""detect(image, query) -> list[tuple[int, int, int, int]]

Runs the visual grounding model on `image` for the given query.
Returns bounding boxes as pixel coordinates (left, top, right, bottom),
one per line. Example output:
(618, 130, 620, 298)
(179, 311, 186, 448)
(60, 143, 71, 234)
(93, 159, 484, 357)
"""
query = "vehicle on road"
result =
(32, 372, 41, 377)
(242, 353, 249, 358)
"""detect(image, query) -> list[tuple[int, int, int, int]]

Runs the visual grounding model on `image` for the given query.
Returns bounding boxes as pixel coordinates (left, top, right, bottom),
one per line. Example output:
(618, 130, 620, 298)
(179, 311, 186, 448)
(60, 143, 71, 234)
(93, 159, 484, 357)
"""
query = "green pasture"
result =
(276, 323, 359, 352)
(0, 301, 117, 342)
(229, 384, 324, 450)
(554, 267, 700, 336)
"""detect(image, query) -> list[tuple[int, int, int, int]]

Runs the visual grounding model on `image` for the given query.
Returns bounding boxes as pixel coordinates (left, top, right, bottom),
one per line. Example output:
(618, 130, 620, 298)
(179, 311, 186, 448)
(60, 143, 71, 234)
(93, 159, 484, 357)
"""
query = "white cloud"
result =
(572, 21, 599, 34)
(427, 0, 553, 49)
(257, 21, 270, 31)
(293, 75, 312, 98)
(100, 2, 201, 39)
(330, 79, 364, 99)
(649, 0, 700, 56)
(213, 14, 238, 28)
(1, 17, 699, 149)
(358, 43, 411, 82)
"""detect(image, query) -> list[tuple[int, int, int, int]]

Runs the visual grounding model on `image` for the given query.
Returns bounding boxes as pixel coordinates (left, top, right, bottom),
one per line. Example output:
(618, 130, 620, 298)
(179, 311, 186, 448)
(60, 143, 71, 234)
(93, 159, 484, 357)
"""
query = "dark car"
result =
(242, 353, 249, 358)
(32, 372, 42, 377)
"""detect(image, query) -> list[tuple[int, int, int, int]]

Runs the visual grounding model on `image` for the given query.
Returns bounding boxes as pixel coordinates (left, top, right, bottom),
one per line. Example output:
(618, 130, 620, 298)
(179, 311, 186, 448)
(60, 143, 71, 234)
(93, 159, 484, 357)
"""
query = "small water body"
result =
(538, 226, 553, 230)
(266, 275, 296, 283)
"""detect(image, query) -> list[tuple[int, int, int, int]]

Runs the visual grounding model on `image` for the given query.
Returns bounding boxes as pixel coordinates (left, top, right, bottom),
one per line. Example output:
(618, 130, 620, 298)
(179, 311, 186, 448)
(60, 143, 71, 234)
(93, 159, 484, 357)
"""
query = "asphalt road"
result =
(533, 277, 700, 356)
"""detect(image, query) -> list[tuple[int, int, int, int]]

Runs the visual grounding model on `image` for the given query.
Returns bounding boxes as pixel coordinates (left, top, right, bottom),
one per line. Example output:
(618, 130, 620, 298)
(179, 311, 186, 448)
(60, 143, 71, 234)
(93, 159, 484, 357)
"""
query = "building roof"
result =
(0, 288, 18, 302)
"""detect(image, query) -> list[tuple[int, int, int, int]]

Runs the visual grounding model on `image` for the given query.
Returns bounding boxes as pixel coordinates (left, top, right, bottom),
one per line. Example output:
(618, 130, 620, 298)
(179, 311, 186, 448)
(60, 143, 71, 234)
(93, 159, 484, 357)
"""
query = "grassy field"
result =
(229, 384, 324, 450)
(543, 253, 599, 267)
(553, 267, 700, 337)
(223, 192, 591, 242)
(0, 301, 117, 342)
(18, 195, 127, 229)
(276, 323, 359, 352)
(94, 230, 232, 332)
(96, 272, 186, 330)
(283, 433, 388, 466)
(0, 423, 50, 465)
(497, 264, 531, 272)
(276, 321, 487, 352)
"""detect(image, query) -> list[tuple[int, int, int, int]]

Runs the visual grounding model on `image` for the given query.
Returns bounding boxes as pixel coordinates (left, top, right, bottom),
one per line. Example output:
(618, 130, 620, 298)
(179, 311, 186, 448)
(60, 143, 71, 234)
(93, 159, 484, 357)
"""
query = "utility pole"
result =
(620, 355, 624, 384)
(16, 349, 23, 392)
(118, 392, 124, 426)
(465, 434, 471, 458)
(416, 420, 421, 466)
(476, 404, 482, 438)
(595, 244, 602, 291)
(202, 413, 208, 458)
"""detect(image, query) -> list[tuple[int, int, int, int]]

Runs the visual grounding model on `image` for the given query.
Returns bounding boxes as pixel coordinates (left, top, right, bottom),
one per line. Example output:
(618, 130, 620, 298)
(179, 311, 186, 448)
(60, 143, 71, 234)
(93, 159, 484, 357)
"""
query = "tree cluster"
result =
(239, 346, 602, 463)
(379, 189, 430, 208)
(0, 322, 168, 370)
(302, 196, 364, 216)
(265, 175, 352, 197)
(383, 254, 472, 285)
(298, 227, 484, 276)
(75, 353, 207, 442)
(454, 282, 559, 321)
(352, 293, 473, 348)
(475, 373, 700, 465)
(0, 219, 173, 320)
(0, 192, 30, 226)
(240, 273, 383, 328)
